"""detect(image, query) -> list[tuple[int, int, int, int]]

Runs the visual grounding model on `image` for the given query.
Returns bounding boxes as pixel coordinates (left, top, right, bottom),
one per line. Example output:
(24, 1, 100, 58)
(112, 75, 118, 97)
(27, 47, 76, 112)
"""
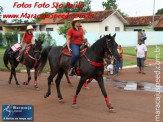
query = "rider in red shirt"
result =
(66, 17, 88, 70)
(16, 25, 34, 61)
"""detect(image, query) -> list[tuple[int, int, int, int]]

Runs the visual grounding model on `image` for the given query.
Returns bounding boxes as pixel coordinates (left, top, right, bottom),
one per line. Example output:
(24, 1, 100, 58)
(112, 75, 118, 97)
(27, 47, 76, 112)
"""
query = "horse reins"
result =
(83, 38, 117, 67)
(26, 50, 41, 69)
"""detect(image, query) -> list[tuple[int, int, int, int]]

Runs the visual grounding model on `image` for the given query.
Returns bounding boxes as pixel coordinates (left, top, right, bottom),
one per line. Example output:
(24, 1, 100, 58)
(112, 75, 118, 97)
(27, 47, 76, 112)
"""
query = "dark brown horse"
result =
(38, 34, 120, 112)
(3, 40, 43, 90)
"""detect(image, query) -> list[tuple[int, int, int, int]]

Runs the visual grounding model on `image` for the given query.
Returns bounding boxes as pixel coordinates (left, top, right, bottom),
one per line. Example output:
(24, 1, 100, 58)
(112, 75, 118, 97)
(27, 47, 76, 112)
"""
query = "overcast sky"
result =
(0, 0, 162, 21)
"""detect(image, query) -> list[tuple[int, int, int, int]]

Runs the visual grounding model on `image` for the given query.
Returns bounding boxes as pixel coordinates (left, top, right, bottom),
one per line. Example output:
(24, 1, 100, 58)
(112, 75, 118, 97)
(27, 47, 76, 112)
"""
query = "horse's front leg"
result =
(11, 66, 20, 86)
(95, 76, 116, 113)
(8, 70, 13, 84)
(23, 67, 31, 85)
(72, 76, 87, 109)
(34, 67, 39, 90)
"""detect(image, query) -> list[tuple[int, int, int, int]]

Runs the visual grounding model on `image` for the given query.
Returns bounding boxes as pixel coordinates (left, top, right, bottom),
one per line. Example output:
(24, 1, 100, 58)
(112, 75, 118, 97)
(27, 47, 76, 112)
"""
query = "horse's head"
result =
(104, 34, 120, 61)
(33, 39, 43, 60)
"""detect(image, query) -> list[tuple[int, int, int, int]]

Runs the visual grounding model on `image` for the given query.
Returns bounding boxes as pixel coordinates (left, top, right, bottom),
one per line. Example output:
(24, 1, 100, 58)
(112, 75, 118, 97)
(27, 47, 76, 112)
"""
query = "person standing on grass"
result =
(118, 45, 123, 70)
(136, 39, 147, 74)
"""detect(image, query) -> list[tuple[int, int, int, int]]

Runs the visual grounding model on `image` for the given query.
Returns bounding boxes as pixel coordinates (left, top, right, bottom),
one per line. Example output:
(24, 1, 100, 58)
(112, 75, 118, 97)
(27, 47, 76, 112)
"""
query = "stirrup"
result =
(16, 56, 21, 62)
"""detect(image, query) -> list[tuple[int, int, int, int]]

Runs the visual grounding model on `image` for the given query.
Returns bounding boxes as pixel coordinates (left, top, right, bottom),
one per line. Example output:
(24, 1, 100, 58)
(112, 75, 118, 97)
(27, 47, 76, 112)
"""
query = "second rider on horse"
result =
(16, 25, 34, 61)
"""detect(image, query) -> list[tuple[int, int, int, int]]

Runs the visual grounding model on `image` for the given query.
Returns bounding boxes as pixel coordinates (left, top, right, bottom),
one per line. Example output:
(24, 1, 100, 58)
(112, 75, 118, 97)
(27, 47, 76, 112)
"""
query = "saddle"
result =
(61, 44, 88, 57)
(11, 43, 21, 52)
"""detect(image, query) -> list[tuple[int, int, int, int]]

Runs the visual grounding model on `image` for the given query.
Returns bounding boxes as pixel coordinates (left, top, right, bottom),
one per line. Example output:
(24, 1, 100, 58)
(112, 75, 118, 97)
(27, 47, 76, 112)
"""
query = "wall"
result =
(40, 24, 63, 31)
(125, 26, 153, 31)
(32, 31, 163, 47)
(99, 14, 124, 33)
(81, 23, 99, 33)
(2, 31, 163, 47)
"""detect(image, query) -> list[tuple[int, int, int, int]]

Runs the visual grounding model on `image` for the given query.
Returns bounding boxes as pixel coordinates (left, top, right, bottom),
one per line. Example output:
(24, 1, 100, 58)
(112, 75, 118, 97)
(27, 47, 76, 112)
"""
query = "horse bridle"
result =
(27, 44, 42, 61)
(105, 39, 117, 61)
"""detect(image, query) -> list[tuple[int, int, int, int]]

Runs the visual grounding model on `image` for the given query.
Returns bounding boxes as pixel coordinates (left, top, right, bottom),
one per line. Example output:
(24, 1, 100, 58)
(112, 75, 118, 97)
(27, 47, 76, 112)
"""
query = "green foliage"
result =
(0, 6, 3, 19)
(3, 30, 20, 47)
(36, 32, 46, 42)
(4, 32, 13, 47)
(102, 0, 117, 10)
(11, 19, 23, 24)
(55, 0, 91, 13)
(35, 12, 51, 23)
(0, 20, 7, 24)
(117, 9, 128, 17)
(102, 0, 128, 17)
(156, 8, 163, 15)
(58, 21, 72, 38)
(35, 32, 56, 48)
(58, 21, 87, 38)
(0, 32, 3, 46)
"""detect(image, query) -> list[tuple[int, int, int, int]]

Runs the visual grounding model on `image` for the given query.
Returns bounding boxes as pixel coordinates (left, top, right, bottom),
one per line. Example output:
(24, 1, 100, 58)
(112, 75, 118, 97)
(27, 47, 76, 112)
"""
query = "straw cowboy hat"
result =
(71, 17, 84, 25)
(27, 25, 34, 30)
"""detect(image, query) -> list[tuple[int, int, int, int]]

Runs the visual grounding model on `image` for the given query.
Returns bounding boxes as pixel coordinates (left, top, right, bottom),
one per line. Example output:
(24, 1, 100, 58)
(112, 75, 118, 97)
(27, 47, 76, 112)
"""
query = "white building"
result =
(38, 10, 127, 34)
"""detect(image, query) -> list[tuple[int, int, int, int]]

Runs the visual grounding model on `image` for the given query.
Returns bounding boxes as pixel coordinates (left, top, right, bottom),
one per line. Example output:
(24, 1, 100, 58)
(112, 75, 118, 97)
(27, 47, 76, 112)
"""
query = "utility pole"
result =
(152, 0, 155, 31)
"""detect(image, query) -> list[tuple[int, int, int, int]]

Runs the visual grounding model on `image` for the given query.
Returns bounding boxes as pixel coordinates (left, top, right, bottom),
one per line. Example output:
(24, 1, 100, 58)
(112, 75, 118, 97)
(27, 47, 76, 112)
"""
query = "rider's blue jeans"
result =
(70, 44, 81, 67)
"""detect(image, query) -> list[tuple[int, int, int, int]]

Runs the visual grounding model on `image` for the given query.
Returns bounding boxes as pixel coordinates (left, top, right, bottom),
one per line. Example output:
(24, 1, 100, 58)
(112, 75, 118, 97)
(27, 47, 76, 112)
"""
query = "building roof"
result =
(154, 16, 163, 29)
(125, 15, 163, 26)
(38, 10, 127, 24)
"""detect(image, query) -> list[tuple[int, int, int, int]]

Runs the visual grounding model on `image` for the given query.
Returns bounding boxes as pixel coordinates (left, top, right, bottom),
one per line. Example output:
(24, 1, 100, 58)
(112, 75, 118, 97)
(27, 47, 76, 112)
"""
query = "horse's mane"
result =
(90, 37, 106, 56)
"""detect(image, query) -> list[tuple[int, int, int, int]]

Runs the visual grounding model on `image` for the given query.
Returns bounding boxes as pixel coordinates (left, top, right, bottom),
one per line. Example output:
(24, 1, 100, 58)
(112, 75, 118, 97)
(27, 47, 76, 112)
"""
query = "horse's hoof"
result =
(35, 87, 40, 91)
(34, 86, 40, 91)
(23, 82, 29, 85)
(84, 86, 90, 90)
(58, 99, 64, 103)
(17, 85, 21, 88)
(8, 81, 11, 84)
(69, 83, 73, 87)
(72, 103, 78, 109)
(109, 108, 116, 113)
(44, 93, 50, 98)
(16, 83, 20, 86)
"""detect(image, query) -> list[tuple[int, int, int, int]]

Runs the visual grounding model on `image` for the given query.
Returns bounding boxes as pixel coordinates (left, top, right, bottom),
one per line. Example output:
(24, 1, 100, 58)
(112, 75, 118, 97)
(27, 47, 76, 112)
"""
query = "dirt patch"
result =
(0, 65, 163, 122)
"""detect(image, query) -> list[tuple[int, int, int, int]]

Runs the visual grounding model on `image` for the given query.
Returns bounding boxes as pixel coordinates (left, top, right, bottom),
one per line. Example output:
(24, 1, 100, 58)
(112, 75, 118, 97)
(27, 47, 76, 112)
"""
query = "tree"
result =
(35, 12, 51, 23)
(102, 0, 117, 10)
(58, 21, 72, 38)
(58, 21, 86, 39)
(0, 6, 3, 20)
(102, 0, 128, 17)
(156, 8, 163, 15)
(35, 32, 56, 48)
(117, 9, 128, 17)
(0, 32, 3, 46)
(55, 0, 91, 13)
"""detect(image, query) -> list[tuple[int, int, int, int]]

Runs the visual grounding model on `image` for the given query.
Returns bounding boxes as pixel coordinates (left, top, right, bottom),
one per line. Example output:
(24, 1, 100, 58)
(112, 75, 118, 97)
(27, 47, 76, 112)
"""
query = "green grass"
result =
(0, 47, 50, 72)
(123, 59, 137, 66)
(0, 45, 154, 72)
(123, 45, 163, 61)
(0, 47, 27, 72)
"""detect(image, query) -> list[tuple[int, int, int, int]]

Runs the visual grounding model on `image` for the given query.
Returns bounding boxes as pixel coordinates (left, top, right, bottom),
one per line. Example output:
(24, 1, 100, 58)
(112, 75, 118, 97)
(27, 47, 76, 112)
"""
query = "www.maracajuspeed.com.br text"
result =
(2, 12, 94, 19)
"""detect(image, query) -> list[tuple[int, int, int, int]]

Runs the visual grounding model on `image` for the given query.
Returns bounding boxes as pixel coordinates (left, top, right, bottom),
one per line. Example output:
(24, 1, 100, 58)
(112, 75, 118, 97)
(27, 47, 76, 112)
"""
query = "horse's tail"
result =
(38, 46, 52, 75)
(3, 49, 10, 70)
